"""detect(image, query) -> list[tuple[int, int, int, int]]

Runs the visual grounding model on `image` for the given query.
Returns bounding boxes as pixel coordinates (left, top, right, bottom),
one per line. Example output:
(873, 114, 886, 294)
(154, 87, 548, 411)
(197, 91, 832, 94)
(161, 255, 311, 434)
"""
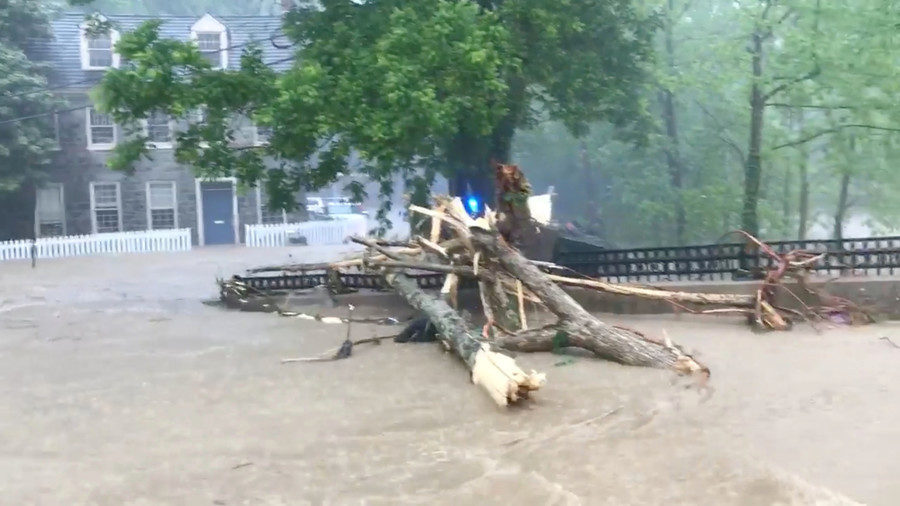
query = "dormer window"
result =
(191, 14, 228, 69)
(80, 16, 120, 70)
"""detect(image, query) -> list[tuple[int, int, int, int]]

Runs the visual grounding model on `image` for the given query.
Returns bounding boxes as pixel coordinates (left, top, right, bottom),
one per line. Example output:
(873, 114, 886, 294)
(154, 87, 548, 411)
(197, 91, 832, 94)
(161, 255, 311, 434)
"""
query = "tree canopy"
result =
(0, 0, 59, 194)
(515, 0, 900, 246)
(93, 0, 657, 228)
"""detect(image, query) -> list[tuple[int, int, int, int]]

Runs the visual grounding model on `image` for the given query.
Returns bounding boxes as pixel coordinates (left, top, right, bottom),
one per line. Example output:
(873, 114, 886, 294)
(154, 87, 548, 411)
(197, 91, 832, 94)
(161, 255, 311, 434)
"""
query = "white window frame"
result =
(85, 107, 117, 151)
(253, 124, 272, 146)
(145, 181, 179, 230)
(141, 111, 175, 149)
(89, 182, 123, 234)
(256, 186, 287, 224)
(34, 183, 67, 238)
(191, 14, 228, 70)
(79, 17, 120, 70)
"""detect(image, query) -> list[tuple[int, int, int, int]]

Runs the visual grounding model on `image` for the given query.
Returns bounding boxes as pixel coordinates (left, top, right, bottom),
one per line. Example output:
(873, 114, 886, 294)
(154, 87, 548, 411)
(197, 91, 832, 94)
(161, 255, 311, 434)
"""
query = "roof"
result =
(27, 12, 294, 88)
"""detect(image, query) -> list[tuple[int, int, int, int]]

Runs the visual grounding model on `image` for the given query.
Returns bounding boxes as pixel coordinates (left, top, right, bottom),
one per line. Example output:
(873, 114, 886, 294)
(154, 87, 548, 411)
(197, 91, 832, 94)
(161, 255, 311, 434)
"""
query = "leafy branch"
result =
(773, 124, 900, 151)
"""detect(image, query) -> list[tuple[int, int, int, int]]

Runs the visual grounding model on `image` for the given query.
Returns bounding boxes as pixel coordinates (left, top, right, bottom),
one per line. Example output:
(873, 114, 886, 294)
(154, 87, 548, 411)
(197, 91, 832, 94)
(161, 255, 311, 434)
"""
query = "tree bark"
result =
(742, 29, 765, 237)
(579, 140, 604, 237)
(833, 171, 850, 241)
(781, 164, 792, 235)
(382, 271, 545, 407)
(798, 147, 810, 240)
(660, 0, 686, 245)
(469, 230, 707, 374)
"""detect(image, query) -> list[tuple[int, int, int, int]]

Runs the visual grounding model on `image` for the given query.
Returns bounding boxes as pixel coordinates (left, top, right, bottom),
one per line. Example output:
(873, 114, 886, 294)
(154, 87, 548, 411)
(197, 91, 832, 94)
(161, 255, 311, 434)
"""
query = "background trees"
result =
(514, 0, 900, 247)
(0, 0, 60, 238)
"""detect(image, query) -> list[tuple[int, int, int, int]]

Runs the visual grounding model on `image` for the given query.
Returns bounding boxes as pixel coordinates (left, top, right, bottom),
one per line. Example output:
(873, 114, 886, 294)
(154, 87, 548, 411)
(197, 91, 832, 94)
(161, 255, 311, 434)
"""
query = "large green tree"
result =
(92, 0, 656, 227)
(514, 0, 900, 247)
(0, 0, 60, 238)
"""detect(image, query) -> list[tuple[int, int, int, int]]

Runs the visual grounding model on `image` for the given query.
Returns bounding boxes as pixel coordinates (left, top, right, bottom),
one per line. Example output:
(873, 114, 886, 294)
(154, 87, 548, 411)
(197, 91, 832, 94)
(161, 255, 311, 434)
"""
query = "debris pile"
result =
(218, 167, 871, 408)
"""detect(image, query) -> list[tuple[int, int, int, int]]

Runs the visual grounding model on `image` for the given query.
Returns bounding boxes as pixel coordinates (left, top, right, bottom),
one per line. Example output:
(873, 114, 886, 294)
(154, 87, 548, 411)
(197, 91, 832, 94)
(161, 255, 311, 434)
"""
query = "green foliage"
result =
(93, 0, 656, 223)
(515, 0, 900, 245)
(0, 0, 60, 194)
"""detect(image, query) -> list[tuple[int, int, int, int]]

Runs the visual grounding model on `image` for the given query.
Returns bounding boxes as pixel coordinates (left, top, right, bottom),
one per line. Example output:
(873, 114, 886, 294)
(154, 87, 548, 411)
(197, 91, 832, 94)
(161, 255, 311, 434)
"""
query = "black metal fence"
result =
(234, 271, 448, 292)
(554, 236, 900, 282)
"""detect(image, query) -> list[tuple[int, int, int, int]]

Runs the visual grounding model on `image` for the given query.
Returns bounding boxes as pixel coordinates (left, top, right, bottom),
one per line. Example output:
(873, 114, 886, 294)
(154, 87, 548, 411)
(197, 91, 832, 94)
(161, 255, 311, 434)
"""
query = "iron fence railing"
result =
(554, 236, 900, 282)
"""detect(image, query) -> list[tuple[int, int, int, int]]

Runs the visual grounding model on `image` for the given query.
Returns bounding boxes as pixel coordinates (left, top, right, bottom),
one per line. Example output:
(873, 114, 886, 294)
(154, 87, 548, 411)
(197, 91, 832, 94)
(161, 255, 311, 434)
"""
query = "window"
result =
(197, 33, 223, 68)
(254, 125, 272, 146)
(146, 182, 177, 230)
(90, 182, 121, 233)
(35, 184, 66, 237)
(145, 111, 172, 147)
(87, 107, 116, 150)
(189, 108, 208, 127)
(191, 15, 227, 69)
(87, 33, 112, 67)
(79, 20, 119, 70)
(257, 186, 287, 224)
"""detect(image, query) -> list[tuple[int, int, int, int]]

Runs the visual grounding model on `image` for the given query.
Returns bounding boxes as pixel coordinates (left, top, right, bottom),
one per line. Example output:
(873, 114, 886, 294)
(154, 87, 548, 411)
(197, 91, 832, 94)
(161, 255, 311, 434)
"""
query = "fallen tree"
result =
(220, 164, 871, 408)
(383, 271, 546, 407)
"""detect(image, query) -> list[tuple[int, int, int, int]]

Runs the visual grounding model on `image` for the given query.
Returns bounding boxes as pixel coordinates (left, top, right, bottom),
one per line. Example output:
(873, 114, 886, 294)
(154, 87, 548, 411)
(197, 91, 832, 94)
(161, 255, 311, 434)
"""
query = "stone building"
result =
(21, 12, 301, 245)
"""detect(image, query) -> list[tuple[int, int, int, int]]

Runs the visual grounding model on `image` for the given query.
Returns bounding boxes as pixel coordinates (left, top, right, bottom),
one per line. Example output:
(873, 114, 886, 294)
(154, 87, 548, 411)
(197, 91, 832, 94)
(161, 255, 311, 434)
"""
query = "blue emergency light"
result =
(466, 195, 481, 215)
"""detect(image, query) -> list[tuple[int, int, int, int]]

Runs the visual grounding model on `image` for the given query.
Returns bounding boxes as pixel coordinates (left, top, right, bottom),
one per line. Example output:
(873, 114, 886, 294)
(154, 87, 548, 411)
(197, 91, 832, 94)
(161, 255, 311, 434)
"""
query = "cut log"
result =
(470, 230, 707, 375)
(383, 271, 545, 407)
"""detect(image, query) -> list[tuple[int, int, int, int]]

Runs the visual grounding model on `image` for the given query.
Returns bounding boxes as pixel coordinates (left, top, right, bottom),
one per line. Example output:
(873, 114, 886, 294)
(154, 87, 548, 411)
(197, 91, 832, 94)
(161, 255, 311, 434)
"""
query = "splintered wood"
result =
(471, 344, 545, 407)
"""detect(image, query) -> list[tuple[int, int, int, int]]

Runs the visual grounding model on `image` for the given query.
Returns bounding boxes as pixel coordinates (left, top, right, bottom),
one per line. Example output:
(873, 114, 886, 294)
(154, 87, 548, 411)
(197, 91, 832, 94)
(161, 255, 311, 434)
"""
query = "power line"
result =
(0, 104, 87, 126)
(3, 29, 291, 100)
(0, 55, 297, 127)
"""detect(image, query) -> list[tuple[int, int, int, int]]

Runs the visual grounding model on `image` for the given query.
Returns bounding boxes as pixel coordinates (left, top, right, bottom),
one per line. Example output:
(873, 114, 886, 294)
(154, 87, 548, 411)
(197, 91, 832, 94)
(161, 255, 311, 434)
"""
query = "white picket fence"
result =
(245, 216, 369, 248)
(0, 228, 192, 262)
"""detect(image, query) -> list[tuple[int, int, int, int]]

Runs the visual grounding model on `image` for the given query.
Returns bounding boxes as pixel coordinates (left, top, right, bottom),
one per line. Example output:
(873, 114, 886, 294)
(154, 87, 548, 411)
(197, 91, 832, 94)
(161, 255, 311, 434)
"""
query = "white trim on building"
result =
(141, 110, 175, 149)
(34, 183, 67, 238)
(191, 14, 228, 69)
(146, 181, 179, 230)
(79, 16, 120, 70)
(89, 181, 123, 234)
(85, 106, 117, 151)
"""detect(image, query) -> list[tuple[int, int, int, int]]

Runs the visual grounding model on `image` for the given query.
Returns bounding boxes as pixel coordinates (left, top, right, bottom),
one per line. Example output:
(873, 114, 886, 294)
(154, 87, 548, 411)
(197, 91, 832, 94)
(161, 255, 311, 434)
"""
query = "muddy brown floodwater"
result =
(1, 246, 899, 505)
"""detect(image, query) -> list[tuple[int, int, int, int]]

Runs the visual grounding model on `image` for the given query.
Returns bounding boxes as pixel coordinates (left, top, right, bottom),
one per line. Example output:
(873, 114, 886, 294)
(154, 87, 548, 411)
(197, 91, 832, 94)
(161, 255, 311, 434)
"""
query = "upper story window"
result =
(191, 14, 228, 69)
(145, 110, 173, 148)
(86, 107, 117, 150)
(80, 17, 120, 70)
(254, 125, 272, 146)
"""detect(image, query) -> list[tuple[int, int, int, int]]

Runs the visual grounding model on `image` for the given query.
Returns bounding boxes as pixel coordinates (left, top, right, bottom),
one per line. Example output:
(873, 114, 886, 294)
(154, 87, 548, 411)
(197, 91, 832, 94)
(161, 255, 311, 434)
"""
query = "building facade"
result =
(22, 12, 301, 245)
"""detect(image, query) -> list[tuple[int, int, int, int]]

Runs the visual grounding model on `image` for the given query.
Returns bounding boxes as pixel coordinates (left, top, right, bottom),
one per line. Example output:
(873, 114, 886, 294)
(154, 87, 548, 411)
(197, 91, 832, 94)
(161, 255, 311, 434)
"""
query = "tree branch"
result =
(773, 124, 900, 151)
(763, 67, 821, 102)
(693, 99, 746, 164)
(767, 103, 856, 110)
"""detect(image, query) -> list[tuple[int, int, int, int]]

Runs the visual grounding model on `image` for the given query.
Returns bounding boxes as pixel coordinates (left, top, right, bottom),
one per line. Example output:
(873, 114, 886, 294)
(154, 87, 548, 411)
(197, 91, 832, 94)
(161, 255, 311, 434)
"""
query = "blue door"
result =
(202, 182, 235, 245)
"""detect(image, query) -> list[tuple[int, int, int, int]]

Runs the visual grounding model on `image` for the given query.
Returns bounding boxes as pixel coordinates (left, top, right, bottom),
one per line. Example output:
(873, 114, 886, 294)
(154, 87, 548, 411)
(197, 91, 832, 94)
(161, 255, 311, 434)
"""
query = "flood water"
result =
(1, 247, 897, 504)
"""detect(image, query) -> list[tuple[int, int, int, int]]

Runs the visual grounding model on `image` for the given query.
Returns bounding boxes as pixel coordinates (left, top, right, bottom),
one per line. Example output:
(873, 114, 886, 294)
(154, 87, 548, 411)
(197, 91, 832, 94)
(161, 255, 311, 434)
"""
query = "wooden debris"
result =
(384, 271, 545, 407)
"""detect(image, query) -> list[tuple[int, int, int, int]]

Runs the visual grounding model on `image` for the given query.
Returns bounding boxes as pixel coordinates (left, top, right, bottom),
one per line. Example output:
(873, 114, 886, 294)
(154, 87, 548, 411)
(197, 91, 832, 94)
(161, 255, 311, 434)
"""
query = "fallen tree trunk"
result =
(470, 230, 707, 375)
(383, 271, 545, 407)
(547, 274, 756, 307)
